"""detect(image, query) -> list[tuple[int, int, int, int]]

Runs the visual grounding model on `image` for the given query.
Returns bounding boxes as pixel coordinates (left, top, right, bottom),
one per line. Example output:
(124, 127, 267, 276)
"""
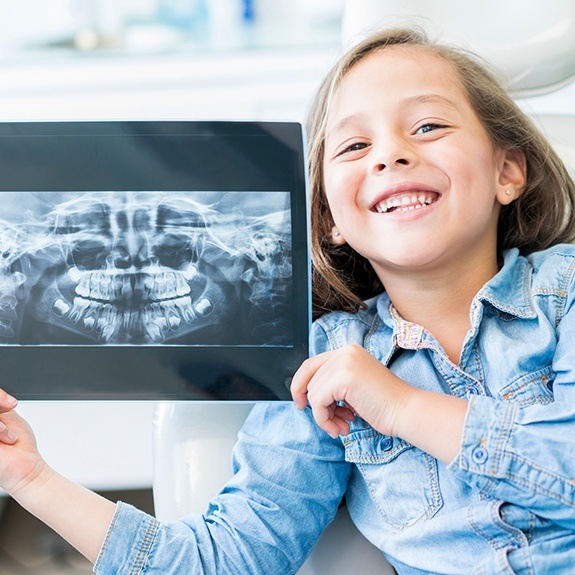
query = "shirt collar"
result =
(376, 247, 537, 329)
(475, 248, 536, 319)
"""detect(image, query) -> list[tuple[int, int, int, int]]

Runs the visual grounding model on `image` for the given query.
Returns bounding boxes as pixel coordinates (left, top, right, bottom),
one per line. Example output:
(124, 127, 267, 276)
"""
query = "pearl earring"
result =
(505, 189, 512, 196)
(330, 228, 345, 244)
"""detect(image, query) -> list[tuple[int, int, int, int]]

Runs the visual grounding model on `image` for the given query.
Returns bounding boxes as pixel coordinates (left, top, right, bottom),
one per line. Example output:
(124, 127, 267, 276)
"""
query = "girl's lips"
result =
(371, 190, 441, 214)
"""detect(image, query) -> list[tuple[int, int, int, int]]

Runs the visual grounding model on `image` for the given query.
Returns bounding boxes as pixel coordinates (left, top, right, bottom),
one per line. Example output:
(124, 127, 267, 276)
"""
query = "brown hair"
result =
(307, 27, 575, 317)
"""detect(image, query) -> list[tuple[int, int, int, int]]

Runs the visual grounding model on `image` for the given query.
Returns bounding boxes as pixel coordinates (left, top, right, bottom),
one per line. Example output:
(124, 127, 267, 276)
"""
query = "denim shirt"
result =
(95, 245, 575, 575)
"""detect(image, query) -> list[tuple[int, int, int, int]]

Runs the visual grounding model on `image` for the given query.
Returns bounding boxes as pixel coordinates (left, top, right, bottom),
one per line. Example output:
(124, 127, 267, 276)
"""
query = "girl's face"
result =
(322, 46, 524, 283)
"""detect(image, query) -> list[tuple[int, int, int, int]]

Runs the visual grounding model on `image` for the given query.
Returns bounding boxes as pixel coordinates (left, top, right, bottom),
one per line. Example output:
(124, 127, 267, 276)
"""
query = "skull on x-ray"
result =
(0, 191, 292, 345)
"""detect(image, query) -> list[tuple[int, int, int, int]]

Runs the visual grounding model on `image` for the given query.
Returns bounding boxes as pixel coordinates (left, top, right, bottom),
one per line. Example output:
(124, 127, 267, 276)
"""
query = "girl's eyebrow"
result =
(401, 93, 459, 110)
(327, 93, 459, 137)
(327, 112, 368, 138)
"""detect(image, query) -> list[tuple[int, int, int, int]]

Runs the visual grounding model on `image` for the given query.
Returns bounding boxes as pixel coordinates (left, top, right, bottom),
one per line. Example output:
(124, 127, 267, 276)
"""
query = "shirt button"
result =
(472, 446, 489, 464)
(380, 437, 393, 451)
(465, 386, 480, 399)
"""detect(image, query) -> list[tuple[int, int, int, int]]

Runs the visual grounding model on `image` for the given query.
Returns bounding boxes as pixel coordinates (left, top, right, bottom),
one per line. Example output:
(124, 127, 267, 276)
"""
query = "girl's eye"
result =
(416, 123, 446, 134)
(337, 142, 369, 156)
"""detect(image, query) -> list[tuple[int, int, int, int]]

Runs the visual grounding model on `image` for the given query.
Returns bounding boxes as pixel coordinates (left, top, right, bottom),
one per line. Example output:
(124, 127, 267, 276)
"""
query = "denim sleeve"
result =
(94, 402, 350, 574)
(448, 397, 575, 529)
(448, 289, 575, 530)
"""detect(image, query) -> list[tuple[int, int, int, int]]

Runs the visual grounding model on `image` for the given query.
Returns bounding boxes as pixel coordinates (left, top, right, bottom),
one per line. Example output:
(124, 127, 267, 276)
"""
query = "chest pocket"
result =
(499, 366, 555, 406)
(343, 424, 443, 531)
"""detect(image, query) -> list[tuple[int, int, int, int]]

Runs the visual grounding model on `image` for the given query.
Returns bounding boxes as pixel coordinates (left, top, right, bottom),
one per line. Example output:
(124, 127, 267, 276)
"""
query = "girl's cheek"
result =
(325, 168, 354, 197)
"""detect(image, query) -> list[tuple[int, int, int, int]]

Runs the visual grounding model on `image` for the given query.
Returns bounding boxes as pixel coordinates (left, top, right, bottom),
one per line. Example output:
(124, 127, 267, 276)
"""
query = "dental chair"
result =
(153, 402, 393, 574)
(152, 2, 575, 573)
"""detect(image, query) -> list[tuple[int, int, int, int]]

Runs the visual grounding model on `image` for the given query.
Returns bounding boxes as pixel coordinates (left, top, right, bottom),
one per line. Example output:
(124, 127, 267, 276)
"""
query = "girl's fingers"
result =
(290, 352, 333, 409)
(0, 391, 18, 414)
(0, 391, 19, 442)
(311, 403, 340, 438)
(334, 404, 355, 422)
(291, 349, 360, 437)
(312, 404, 354, 439)
(0, 420, 18, 444)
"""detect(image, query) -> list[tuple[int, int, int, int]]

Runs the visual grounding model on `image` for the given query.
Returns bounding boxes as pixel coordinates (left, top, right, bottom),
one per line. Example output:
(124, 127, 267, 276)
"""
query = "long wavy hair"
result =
(307, 27, 575, 317)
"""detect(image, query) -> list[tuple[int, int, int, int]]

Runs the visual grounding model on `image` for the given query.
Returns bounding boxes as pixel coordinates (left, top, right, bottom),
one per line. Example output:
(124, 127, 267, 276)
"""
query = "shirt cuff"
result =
(94, 501, 160, 575)
(448, 395, 517, 486)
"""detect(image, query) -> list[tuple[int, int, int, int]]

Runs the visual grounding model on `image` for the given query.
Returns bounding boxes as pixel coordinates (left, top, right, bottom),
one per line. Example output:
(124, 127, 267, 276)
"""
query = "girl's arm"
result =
(291, 344, 468, 463)
(0, 393, 349, 574)
(0, 397, 115, 563)
(447, 280, 575, 530)
(292, 341, 575, 529)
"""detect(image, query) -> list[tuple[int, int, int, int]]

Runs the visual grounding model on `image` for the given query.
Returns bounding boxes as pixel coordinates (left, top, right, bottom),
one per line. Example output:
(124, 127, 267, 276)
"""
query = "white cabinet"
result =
(0, 47, 335, 123)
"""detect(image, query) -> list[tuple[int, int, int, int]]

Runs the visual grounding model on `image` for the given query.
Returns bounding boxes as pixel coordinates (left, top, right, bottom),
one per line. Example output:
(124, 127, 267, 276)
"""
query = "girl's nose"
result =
(370, 138, 415, 173)
(372, 157, 410, 173)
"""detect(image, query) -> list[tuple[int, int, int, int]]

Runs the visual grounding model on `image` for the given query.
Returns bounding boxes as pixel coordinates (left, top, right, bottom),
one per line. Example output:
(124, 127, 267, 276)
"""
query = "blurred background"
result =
(0, 0, 343, 123)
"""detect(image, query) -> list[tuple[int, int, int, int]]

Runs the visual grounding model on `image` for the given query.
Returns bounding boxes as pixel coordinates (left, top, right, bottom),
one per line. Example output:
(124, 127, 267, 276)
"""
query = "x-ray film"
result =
(0, 121, 309, 400)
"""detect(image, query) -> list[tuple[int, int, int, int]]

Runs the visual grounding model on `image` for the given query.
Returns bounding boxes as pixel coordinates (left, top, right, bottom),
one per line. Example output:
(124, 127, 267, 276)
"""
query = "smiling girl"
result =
(1, 27, 575, 575)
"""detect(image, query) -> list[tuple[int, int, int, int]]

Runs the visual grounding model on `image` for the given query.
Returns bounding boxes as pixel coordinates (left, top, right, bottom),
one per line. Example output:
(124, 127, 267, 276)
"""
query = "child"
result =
(1, 27, 575, 574)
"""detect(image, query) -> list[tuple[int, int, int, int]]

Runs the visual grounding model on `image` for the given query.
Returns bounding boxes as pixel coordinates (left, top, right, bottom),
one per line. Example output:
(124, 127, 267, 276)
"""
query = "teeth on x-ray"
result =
(0, 191, 292, 345)
(66, 266, 193, 301)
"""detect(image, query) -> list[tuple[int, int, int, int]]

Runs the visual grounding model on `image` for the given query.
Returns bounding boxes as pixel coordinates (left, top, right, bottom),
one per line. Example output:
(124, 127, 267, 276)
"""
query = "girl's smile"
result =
(369, 183, 441, 215)
(322, 46, 525, 285)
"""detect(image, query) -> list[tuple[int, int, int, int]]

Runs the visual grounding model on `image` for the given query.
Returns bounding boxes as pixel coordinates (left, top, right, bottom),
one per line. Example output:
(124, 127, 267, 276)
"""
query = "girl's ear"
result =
(329, 225, 347, 245)
(496, 147, 527, 205)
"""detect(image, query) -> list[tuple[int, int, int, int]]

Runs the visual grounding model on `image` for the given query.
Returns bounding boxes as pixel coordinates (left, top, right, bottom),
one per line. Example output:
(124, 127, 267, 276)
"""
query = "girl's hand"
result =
(291, 344, 414, 439)
(0, 391, 50, 497)
(0, 391, 18, 444)
(292, 345, 468, 462)
(0, 389, 116, 565)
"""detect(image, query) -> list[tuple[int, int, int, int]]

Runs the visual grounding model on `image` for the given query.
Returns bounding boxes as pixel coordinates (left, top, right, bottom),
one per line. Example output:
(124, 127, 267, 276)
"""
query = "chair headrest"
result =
(342, 0, 575, 97)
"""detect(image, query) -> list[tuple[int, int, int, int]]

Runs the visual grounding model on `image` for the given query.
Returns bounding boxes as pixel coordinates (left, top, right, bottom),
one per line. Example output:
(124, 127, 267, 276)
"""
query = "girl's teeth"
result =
(375, 192, 437, 213)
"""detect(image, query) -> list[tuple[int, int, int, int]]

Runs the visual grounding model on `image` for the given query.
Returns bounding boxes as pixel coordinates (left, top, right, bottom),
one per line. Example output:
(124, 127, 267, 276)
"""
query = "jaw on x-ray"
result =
(0, 190, 292, 346)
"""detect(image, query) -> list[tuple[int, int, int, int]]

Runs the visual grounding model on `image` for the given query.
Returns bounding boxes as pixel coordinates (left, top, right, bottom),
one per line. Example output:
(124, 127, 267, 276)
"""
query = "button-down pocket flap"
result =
(343, 429, 411, 464)
(499, 365, 555, 406)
